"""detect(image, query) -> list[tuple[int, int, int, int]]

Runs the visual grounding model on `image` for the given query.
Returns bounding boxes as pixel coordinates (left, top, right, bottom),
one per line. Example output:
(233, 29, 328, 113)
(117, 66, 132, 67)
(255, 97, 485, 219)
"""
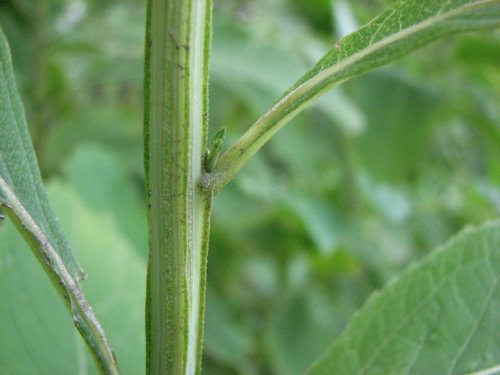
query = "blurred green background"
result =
(0, 0, 499, 374)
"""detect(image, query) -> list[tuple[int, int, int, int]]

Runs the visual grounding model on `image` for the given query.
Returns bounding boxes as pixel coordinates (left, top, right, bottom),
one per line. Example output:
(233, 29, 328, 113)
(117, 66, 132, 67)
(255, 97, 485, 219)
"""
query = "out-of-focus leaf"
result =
(359, 174, 412, 223)
(0, 220, 81, 375)
(267, 291, 339, 375)
(50, 183, 146, 375)
(43, 106, 143, 175)
(53, 2, 145, 84)
(211, 20, 364, 134)
(211, 22, 305, 108)
(333, 0, 359, 37)
(268, 117, 338, 181)
(0, 25, 117, 372)
(282, 194, 340, 255)
(308, 221, 500, 374)
(289, 0, 333, 34)
(204, 290, 253, 373)
(347, 71, 439, 181)
(455, 36, 500, 68)
(63, 145, 148, 256)
(0, 182, 146, 375)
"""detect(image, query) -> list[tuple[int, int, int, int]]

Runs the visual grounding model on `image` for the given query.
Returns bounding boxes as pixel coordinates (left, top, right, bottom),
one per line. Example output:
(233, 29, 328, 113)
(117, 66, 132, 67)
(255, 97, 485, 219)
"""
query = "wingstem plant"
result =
(0, 0, 499, 374)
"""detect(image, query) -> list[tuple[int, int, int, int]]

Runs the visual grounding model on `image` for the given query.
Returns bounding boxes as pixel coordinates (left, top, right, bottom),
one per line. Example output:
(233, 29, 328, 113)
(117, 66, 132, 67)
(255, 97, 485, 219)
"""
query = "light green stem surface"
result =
(144, 0, 212, 374)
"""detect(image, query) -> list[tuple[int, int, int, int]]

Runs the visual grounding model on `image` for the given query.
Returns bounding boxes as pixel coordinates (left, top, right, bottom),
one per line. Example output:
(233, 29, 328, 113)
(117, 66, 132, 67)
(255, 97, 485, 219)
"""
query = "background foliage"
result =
(0, 0, 498, 374)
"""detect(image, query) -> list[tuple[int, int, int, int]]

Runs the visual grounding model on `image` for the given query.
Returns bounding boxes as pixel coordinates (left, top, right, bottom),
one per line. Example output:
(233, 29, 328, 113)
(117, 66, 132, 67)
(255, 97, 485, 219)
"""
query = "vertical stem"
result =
(144, 0, 212, 374)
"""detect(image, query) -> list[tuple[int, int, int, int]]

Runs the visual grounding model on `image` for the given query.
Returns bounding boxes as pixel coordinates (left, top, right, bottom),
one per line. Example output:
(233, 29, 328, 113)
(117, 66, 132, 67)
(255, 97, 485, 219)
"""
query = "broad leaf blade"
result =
(0, 219, 84, 375)
(0, 26, 119, 374)
(0, 30, 83, 281)
(212, 0, 500, 192)
(0, 181, 146, 375)
(307, 221, 500, 374)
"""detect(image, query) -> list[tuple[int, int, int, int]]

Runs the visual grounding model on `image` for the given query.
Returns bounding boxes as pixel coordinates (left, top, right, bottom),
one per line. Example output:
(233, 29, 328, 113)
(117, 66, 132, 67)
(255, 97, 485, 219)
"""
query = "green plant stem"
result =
(144, 0, 212, 374)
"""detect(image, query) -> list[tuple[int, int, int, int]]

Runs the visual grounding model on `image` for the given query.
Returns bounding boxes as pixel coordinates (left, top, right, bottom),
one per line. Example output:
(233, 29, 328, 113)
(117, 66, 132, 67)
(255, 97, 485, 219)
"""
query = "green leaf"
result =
(211, 20, 365, 135)
(307, 220, 500, 374)
(267, 291, 339, 375)
(211, 0, 500, 192)
(346, 70, 440, 182)
(63, 145, 148, 257)
(281, 193, 340, 255)
(0, 181, 146, 375)
(50, 182, 146, 375)
(204, 290, 253, 373)
(0, 26, 118, 373)
(0, 219, 82, 375)
(0, 27, 83, 281)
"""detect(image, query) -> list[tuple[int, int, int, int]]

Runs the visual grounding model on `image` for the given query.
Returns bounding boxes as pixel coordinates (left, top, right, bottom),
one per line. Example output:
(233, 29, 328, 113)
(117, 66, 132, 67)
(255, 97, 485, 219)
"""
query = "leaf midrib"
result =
(355, 250, 497, 374)
(0, 50, 51, 238)
(283, 0, 493, 112)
